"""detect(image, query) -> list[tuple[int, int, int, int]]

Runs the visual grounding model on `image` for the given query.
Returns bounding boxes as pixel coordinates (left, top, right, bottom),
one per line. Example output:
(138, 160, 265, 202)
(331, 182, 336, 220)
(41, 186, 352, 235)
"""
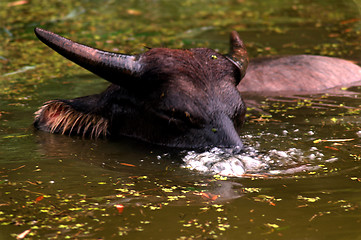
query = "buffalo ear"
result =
(226, 31, 249, 84)
(34, 28, 143, 87)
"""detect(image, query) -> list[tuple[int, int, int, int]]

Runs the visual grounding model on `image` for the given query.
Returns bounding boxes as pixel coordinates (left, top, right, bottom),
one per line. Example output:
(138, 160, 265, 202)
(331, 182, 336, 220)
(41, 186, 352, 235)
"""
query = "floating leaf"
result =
(297, 195, 320, 203)
(325, 146, 339, 151)
(114, 204, 124, 214)
(127, 9, 142, 16)
(16, 229, 31, 239)
(200, 192, 218, 201)
(35, 195, 44, 203)
(120, 163, 136, 167)
(7, 0, 28, 7)
(265, 223, 279, 229)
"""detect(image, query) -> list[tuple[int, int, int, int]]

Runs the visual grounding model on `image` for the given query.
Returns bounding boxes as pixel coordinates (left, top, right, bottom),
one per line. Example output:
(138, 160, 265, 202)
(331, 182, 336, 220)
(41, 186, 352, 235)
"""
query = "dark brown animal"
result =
(33, 28, 248, 150)
(34, 28, 361, 151)
(240, 55, 361, 93)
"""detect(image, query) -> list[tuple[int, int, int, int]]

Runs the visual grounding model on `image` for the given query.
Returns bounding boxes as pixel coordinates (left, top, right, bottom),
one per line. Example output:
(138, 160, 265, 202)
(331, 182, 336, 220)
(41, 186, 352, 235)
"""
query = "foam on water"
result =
(182, 145, 332, 177)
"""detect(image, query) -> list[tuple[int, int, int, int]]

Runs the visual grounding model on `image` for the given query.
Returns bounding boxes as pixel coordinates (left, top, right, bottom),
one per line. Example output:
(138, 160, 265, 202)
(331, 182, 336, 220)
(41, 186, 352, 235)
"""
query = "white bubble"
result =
(356, 131, 361, 138)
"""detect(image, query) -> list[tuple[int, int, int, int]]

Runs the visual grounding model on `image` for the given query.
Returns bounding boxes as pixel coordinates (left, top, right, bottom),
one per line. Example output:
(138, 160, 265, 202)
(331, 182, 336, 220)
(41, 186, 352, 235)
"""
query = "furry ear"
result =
(34, 100, 109, 138)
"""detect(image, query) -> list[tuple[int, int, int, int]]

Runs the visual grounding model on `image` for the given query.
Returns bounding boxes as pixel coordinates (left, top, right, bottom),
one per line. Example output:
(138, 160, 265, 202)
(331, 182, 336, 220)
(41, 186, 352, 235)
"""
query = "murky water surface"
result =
(1, 0, 361, 239)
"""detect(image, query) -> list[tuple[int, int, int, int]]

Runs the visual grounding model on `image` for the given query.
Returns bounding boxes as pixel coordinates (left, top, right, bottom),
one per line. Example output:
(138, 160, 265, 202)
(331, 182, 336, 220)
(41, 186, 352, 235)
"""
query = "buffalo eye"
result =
(232, 107, 246, 129)
(156, 109, 204, 129)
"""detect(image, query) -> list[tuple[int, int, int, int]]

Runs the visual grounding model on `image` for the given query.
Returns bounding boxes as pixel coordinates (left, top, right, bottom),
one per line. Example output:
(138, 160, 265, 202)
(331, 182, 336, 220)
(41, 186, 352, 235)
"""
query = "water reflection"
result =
(34, 131, 247, 203)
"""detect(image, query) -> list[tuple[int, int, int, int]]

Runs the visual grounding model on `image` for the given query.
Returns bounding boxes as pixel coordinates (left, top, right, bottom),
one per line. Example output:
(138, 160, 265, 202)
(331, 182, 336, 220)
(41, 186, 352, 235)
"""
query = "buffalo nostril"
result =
(211, 113, 244, 151)
(231, 145, 243, 154)
(221, 142, 244, 154)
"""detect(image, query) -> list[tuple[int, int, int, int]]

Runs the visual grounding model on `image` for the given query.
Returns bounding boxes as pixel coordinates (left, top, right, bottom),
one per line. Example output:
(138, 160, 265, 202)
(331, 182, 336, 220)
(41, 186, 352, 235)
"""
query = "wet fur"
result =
(34, 100, 109, 138)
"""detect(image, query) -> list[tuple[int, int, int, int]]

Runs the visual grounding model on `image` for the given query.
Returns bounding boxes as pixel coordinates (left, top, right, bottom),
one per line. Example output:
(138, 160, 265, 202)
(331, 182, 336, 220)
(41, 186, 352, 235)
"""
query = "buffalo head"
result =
(34, 28, 248, 150)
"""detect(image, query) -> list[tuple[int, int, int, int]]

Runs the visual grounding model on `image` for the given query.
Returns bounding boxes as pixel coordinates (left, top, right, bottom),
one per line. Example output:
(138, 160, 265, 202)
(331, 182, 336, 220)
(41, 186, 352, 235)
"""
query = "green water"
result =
(1, 0, 361, 239)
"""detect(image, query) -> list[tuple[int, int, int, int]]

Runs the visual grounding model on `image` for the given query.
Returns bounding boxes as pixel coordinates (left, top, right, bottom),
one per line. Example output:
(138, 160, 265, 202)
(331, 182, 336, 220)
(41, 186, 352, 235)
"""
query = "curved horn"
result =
(226, 31, 249, 83)
(34, 28, 142, 85)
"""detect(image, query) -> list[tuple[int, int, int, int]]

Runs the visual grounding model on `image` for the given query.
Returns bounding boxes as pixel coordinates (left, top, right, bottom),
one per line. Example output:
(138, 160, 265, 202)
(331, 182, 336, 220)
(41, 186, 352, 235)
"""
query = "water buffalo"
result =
(34, 28, 248, 150)
(34, 28, 361, 150)
(240, 55, 361, 93)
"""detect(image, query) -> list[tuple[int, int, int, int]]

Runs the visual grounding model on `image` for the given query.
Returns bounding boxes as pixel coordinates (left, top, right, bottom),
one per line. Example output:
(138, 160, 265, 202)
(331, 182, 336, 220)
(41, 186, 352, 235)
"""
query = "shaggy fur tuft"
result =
(34, 100, 109, 138)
